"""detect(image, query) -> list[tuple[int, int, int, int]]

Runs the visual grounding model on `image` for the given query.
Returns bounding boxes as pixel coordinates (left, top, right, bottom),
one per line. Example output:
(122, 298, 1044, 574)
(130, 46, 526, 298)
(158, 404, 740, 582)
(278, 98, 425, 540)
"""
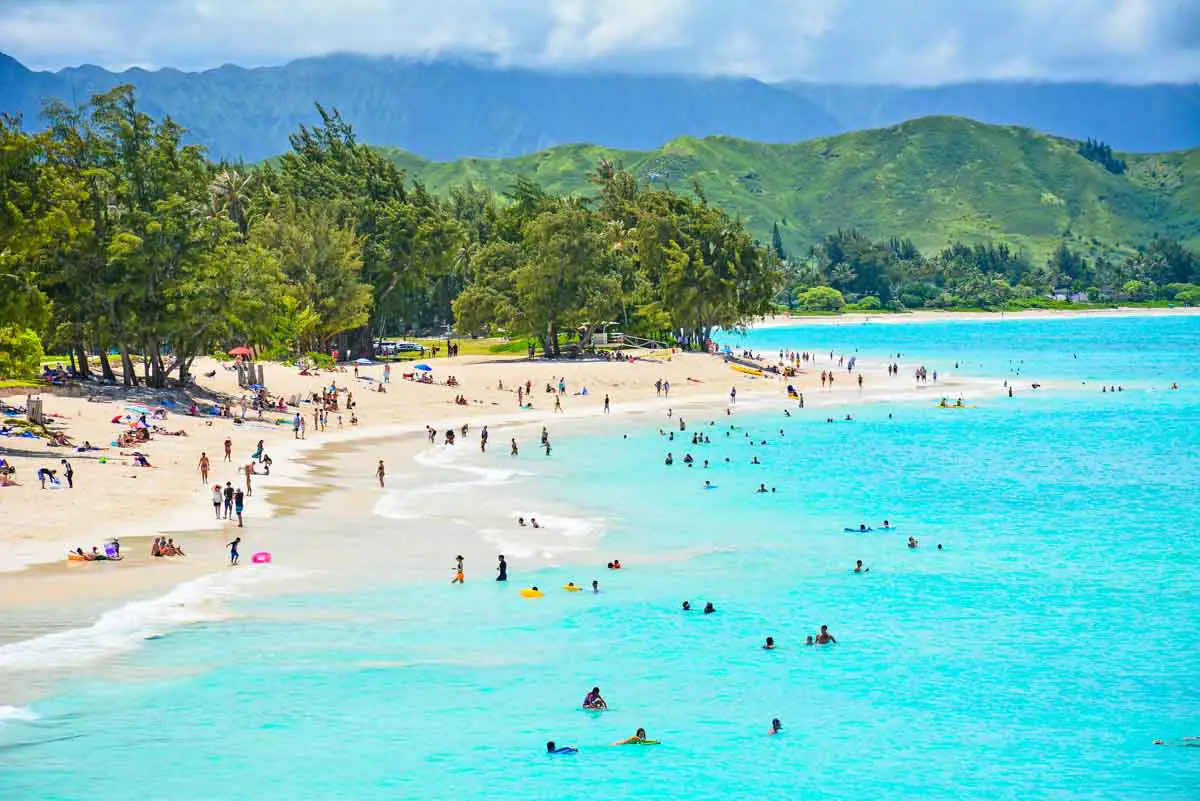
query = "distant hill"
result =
(1, 52, 1197, 161)
(786, 82, 1200, 155)
(379, 117, 1200, 260)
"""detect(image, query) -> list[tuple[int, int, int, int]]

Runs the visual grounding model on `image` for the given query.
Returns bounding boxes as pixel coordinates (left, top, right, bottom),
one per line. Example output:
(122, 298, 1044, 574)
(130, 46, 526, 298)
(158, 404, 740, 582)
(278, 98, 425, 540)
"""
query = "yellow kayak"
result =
(731, 365, 763, 377)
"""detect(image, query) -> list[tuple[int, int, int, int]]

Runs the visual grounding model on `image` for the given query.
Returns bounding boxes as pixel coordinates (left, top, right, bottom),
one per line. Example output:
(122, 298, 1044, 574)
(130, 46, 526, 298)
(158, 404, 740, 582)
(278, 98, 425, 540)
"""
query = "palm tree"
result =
(829, 263, 857, 291)
(209, 168, 254, 238)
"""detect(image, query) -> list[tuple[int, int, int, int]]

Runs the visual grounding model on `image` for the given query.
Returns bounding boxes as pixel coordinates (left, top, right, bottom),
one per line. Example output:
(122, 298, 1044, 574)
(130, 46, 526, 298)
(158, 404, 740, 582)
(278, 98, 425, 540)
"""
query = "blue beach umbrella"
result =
(414, 364, 433, 372)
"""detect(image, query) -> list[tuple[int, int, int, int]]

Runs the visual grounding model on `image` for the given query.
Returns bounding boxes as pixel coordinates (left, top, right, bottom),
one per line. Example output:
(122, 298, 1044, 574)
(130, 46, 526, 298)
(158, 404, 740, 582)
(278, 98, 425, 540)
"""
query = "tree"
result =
(209, 168, 255, 238)
(251, 202, 372, 351)
(797, 286, 845, 311)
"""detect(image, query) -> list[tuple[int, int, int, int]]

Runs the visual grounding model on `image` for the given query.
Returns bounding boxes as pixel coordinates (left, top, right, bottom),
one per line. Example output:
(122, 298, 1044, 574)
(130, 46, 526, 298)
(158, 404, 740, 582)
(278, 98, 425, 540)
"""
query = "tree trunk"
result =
(74, 338, 90, 379)
(120, 345, 137, 387)
(148, 341, 163, 388)
(99, 349, 116, 383)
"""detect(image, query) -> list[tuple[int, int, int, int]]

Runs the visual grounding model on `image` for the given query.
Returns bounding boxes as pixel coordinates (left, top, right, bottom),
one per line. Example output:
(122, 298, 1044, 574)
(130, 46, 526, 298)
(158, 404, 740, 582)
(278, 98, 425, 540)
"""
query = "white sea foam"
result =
(480, 511, 606, 560)
(373, 445, 527, 521)
(0, 705, 38, 724)
(0, 566, 299, 672)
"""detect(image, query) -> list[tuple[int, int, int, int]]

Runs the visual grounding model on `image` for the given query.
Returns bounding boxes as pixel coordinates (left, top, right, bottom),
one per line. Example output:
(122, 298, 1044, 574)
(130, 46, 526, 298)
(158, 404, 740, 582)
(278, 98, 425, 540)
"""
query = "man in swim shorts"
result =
(496, 555, 507, 582)
(228, 537, 241, 566)
(546, 741, 578, 754)
(815, 625, 837, 644)
(451, 555, 464, 584)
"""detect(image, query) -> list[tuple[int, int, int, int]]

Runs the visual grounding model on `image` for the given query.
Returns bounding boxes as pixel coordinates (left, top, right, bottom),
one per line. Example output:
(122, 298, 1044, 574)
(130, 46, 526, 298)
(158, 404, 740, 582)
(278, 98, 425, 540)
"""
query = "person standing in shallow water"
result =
(376, 460, 386, 488)
(227, 537, 241, 566)
(496, 555, 507, 582)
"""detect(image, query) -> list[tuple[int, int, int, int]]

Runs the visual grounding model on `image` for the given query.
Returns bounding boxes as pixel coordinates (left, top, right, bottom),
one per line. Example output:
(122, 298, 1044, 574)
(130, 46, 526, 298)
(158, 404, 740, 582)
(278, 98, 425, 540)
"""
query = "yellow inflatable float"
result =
(563, 583, 582, 592)
(730, 365, 764, 378)
(520, 587, 544, 598)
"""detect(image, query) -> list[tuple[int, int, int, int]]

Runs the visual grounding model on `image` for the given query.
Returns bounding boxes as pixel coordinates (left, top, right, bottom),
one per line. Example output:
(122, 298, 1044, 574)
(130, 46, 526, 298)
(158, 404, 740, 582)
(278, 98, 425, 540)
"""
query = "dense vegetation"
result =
(381, 117, 1200, 262)
(779, 230, 1200, 312)
(0, 88, 779, 382)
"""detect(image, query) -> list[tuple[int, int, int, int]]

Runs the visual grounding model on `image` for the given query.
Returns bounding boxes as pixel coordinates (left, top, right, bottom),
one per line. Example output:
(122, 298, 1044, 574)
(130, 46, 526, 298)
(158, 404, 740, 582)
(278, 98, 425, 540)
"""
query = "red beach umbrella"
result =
(227, 346, 252, 357)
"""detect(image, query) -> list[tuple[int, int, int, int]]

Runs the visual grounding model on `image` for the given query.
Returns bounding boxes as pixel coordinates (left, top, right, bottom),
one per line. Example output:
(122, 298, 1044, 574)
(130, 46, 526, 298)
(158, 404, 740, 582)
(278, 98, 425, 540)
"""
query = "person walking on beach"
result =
(496, 555, 508, 582)
(224, 437, 232, 462)
(60, 459, 74, 488)
(604, 394, 611, 414)
(234, 488, 245, 527)
(451, 555, 465, 584)
(730, 386, 737, 405)
(244, 463, 253, 497)
(377, 460, 386, 487)
(480, 426, 489, 453)
(511, 438, 519, 457)
(554, 394, 562, 413)
(198, 452, 210, 484)
(228, 536, 241, 566)
(212, 485, 222, 519)
(223, 482, 234, 519)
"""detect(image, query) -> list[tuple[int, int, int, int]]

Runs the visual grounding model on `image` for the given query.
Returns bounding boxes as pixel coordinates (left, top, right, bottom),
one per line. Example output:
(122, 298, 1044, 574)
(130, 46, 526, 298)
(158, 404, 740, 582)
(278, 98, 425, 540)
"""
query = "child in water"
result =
(769, 718, 783, 735)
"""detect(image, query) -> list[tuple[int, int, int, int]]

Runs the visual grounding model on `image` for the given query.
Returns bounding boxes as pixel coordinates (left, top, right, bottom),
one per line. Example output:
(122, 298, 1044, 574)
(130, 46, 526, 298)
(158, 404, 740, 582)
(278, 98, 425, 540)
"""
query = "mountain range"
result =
(382, 116, 1199, 260)
(2, 52, 1197, 162)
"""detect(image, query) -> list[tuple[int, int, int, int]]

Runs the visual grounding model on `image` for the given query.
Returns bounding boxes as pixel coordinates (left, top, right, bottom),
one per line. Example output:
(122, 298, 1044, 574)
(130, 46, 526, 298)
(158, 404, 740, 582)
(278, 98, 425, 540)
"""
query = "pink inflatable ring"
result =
(251, 551, 272, 564)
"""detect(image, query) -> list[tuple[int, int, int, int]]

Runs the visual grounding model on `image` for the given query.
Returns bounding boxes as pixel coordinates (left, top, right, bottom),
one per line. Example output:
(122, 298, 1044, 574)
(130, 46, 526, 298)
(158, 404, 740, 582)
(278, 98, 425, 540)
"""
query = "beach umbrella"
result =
(414, 364, 433, 371)
(227, 346, 252, 357)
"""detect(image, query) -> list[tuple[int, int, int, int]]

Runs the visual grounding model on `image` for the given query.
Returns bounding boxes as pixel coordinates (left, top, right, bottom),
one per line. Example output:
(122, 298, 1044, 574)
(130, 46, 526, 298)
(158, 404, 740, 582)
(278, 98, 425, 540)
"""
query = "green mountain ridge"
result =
(375, 116, 1200, 260)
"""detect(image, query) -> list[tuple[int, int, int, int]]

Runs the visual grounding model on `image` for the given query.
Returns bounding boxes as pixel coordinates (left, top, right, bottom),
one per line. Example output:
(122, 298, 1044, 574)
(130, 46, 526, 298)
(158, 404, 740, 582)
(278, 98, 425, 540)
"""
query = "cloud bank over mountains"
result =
(2, 0, 1197, 84)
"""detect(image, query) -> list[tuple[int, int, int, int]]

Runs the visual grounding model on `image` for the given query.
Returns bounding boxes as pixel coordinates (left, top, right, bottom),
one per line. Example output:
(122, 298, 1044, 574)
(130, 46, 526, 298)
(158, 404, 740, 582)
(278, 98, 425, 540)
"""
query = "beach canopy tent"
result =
(228, 346, 252, 357)
(354, 358, 375, 365)
(414, 364, 432, 372)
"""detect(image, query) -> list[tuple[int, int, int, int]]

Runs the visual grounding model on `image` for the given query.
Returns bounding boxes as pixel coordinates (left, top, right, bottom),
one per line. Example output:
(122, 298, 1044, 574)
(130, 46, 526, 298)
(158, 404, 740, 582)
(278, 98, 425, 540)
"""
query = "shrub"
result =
(797, 286, 845, 312)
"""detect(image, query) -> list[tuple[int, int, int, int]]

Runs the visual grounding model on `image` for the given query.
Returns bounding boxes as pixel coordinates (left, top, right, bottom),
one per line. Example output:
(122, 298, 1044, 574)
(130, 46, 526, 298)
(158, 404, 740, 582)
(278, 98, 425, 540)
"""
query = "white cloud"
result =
(0, 0, 1195, 83)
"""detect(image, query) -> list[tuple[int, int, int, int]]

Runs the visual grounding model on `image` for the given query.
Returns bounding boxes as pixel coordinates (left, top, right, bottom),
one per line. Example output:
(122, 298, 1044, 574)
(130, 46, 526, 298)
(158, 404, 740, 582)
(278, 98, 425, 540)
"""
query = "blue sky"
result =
(1, 0, 1197, 83)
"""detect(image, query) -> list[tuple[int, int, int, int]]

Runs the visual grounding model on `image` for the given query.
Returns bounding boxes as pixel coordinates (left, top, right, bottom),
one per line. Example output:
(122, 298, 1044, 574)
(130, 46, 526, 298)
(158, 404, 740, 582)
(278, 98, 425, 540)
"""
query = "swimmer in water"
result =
(815, 625, 837, 645)
(682, 600, 692, 611)
(704, 602, 715, 614)
(582, 686, 608, 710)
(857, 523, 868, 532)
(804, 635, 814, 646)
(769, 718, 782, 735)
(1153, 737, 1200, 747)
(854, 560, 869, 573)
(614, 728, 651, 745)
(908, 536, 919, 548)
(592, 580, 599, 593)
(882, 519, 891, 528)
(763, 637, 775, 650)
(756, 483, 768, 493)
(547, 741, 578, 754)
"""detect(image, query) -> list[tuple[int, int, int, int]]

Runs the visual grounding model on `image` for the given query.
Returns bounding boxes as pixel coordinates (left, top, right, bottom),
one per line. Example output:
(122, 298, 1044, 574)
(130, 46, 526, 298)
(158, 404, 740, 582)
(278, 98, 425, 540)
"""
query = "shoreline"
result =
(752, 305, 1200, 329)
(0, 344, 1005, 672)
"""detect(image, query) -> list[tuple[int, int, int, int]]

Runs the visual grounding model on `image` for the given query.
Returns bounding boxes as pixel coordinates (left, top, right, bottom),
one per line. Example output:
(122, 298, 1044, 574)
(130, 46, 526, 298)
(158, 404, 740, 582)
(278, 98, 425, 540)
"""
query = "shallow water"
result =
(2, 315, 1198, 800)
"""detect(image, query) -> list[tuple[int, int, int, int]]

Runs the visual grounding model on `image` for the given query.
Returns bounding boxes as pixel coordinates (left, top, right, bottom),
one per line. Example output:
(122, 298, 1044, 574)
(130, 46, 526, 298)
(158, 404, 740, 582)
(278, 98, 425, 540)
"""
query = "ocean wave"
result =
(0, 705, 37, 724)
(0, 566, 300, 672)
(373, 445, 528, 520)
(480, 512, 606, 560)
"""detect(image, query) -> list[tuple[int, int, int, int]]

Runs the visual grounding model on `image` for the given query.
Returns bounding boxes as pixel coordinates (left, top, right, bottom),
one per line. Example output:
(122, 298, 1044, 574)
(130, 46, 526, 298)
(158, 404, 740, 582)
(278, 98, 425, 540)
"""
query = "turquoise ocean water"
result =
(2, 315, 1198, 800)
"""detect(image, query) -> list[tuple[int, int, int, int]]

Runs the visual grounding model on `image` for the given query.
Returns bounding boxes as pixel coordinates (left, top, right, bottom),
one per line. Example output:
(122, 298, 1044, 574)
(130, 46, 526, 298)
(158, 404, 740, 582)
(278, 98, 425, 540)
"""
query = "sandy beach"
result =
(0, 336, 999, 619)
